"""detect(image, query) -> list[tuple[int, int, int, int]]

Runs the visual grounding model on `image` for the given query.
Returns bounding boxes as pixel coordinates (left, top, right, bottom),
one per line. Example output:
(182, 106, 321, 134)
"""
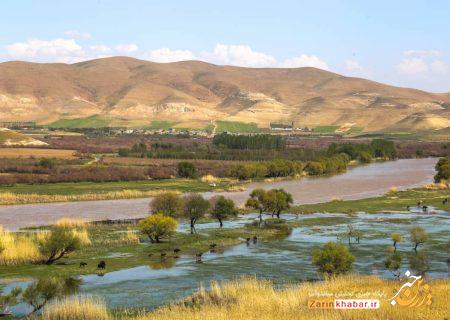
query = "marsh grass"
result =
(0, 226, 42, 265)
(295, 188, 450, 213)
(137, 276, 449, 320)
(0, 190, 168, 205)
(42, 296, 110, 320)
(201, 174, 219, 184)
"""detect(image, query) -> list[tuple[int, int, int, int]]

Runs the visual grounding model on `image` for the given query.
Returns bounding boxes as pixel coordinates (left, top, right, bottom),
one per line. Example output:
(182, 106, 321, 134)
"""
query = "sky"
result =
(1, 0, 449, 92)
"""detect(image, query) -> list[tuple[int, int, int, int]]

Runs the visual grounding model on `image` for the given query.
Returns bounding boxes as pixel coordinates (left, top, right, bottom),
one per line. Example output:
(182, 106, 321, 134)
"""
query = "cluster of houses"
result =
(269, 122, 312, 132)
(91, 127, 212, 137)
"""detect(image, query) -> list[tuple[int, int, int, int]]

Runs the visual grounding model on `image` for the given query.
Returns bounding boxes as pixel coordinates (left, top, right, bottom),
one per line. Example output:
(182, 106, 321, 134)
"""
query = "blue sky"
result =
(1, 0, 449, 92)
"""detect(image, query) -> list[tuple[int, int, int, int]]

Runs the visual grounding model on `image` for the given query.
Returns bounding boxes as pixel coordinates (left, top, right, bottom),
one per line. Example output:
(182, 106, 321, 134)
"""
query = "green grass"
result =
(312, 125, 339, 134)
(293, 188, 450, 213)
(0, 179, 236, 196)
(0, 223, 290, 279)
(48, 115, 112, 129)
(144, 121, 175, 130)
(347, 126, 364, 134)
(354, 132, 423, 140)
(216, 121, 261, 133)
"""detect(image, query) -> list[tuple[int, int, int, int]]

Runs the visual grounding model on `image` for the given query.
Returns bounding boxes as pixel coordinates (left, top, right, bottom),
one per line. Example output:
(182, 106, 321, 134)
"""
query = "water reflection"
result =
(77, 211, 450, 311)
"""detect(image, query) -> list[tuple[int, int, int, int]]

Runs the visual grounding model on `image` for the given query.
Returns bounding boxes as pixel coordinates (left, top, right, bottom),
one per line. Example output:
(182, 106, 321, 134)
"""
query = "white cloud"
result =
(344, 59, 363, 72)
(3, 38, 331, 71)
(397, 58, 429, 75)
(280, 54, 329, 70)
(201, 44, 277, 68)
(144, 48, 195, 63)
(90, 45, 112, 54)
(5, 38, 85, 63)
(64, 30, 92, 39)
(397, 50, 448, 76)
(115, 43, 139, 54)
(403, 49, 440, 58)
(430, 60, 448, 74)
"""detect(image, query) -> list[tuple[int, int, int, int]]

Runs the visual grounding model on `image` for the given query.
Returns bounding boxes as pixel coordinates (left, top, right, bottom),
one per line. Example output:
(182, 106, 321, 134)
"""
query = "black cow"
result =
(97, 260, 106, 269)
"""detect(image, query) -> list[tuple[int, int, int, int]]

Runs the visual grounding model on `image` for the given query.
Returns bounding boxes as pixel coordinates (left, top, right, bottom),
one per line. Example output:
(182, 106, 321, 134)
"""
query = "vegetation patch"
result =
(48, 115, 112, 129)
(216, 121, 261, 133)
(294, 188, 450, 213)
(313, 125, 339, 134)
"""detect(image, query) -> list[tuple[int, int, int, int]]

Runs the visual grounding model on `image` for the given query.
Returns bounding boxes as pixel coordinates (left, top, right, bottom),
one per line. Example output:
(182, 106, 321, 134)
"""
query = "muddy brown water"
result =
(0, 158, 438, 230)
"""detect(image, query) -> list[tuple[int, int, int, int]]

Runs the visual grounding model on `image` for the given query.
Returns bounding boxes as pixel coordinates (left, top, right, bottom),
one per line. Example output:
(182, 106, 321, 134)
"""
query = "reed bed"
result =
(201, 174, 219, 184)
(0, 225, 42, 265)
(0, 189, 172, 205)
(424, 180, 450, 190)
(135, 276, 449, 320)
(42, 296, 110, 320)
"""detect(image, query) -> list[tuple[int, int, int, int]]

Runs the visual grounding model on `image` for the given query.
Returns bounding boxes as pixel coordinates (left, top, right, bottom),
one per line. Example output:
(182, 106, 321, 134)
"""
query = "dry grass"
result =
(0, 225, 42, 265)
(42, 296, 110, 320)
(201, 174, 219, 184)
(389, 186, 399, 194)
(135, 276, 449, 320)
(424, 180, 450, 190)
(119, 230, 140, 244)
(0, 189, 170, 205)
(0, 147, 76, 159)
(54, 218, 87, 228)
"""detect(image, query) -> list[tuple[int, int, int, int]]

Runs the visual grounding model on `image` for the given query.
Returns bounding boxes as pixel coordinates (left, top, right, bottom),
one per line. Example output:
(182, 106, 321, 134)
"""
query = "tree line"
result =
(326, 139, 396, 163)
(212, 133, 286, 150)
(229, 153, 351, 180)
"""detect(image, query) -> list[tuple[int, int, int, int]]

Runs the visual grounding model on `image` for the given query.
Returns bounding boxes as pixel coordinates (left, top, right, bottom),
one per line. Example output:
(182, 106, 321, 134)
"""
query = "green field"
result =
(216, 121, 261, 133)
(48, 115, 112, 128)
(312, 125, 339, 134)
(293, 188, 450, 213)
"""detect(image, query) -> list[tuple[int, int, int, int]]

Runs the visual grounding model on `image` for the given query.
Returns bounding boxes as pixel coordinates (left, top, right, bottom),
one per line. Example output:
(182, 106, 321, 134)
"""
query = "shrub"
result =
(138, 214, 178, 243)
(147, 166, 175, 179)
(435, 156, 450, 182)
(305, 162, 324, 175)
(391, 233, 402, 251)
(358, 151, 372, 163)
(37, 158, 56, 169)
(150, 192, 183, 217)
(201, 174, 219, 184)
(385, 251, 402, 278)
(177, 162, 198, 178)
(183, 193, 210, 234)
(312, 242, 355, 276)
(210, 196, 238, 227)
(410, 226, 427, 251)
(264, 189, 293, 219)
(39, 219, 91, 264)
(22, 277, 81, 313)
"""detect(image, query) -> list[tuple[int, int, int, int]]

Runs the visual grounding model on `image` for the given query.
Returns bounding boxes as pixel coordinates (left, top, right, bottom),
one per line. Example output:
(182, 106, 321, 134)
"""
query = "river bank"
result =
(0, 158, 437, 230)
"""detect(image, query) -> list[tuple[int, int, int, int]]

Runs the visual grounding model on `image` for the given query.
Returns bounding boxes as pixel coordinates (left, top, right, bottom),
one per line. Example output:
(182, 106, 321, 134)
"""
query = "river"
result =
(0, 158, 438, 230)
(4, 210, 449, 317)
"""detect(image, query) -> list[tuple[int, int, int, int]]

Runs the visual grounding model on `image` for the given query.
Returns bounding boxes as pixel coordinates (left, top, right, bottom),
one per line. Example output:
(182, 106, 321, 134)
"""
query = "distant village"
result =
(1, 121, 315, 137)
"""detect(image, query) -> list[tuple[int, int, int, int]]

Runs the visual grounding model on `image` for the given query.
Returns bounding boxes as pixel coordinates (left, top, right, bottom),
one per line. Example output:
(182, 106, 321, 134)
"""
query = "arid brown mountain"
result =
(1, 56, 449, 132)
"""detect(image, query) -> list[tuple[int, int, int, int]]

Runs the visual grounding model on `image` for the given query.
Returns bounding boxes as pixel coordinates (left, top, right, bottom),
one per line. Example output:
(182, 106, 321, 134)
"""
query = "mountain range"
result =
(1, 56, 449, 132)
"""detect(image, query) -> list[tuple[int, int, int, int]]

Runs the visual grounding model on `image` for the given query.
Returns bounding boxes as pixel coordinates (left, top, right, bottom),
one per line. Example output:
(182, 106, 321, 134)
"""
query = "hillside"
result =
(0, 56, 449, 132)
(0, 128, 47, 146)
